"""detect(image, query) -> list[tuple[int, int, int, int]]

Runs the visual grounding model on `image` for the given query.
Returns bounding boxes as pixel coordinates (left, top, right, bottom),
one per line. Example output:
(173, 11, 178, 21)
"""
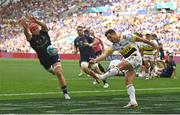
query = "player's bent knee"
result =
(54, 67, 64, 79)
(81, 62, 89, 69)
(52, 62, 63, 75)
(91, 63, 98, 70)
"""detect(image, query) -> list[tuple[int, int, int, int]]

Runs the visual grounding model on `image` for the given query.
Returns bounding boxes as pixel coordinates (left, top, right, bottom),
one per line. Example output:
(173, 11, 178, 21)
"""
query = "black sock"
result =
(61, 86, 68, 94)
(103, 79, 107, 84)
(98, 63, 105, 73)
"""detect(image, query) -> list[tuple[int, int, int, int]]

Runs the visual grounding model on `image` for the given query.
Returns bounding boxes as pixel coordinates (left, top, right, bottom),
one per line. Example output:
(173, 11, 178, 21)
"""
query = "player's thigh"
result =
(119, 53, 142, 71)
(116, 59, 133, 71)
(80, 56, 91, 69)
(80, 61, 89, 69)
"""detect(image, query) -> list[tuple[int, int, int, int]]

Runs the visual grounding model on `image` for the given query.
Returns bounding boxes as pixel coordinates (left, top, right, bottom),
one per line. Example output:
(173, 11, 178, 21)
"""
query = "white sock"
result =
(127, 84, 137, 105)
(145, 72, 149, 78)
(100, 67, 120, 80)
(141, 71, 145, 77)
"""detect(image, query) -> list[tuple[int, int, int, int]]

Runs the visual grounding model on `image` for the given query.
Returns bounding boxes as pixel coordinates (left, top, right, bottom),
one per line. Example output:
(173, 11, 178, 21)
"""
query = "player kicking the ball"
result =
(90, 29, 158, 108)
(18, 14, 70, 99)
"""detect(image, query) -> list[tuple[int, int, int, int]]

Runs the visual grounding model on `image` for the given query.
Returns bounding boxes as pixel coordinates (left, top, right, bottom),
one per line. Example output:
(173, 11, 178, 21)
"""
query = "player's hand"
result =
(89, 58, 97, 64)
(18, 17, 28, 28)
(84, 43, 92, 47)
(26, 13, 37, 23)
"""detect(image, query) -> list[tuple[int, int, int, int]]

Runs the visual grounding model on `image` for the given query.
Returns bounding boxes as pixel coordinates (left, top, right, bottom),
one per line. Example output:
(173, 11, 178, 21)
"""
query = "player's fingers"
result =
(18, 19, 26, 26)
(26, 13, 34, 21)
(17, 19, 22, 24)
(89, 58, 96, 64)
(26, 13, 31, 19)
(89, 58, 94, 61)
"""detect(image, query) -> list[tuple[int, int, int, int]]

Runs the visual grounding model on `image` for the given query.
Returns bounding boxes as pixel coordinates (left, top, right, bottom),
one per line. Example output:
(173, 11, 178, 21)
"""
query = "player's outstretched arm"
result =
(18, 18, 32, 41)
(26, 14, 48, 32)
(91, 48, 113, 63)
(135, 35, 158, 50)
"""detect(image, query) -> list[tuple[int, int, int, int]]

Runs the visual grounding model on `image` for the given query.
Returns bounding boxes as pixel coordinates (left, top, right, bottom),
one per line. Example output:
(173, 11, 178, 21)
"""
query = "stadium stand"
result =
(0, 0, 180, 55)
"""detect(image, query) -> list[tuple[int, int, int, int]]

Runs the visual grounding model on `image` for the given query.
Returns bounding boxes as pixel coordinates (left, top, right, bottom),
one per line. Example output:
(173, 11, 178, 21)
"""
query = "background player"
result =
(74, 26, 101, 83)
(141, 32, 159, 79)
(88, 29, 109, 88)
(156, 52, 176, 79)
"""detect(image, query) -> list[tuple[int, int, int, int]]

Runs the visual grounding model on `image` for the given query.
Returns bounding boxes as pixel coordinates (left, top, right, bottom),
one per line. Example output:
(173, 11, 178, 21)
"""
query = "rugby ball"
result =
(47, 45, 58, 56)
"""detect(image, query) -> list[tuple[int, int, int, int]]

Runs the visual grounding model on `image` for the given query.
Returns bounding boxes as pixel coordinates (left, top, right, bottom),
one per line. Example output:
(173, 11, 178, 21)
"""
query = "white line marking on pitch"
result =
(0, 87, 180, 97)
(51, 77, 120, 81)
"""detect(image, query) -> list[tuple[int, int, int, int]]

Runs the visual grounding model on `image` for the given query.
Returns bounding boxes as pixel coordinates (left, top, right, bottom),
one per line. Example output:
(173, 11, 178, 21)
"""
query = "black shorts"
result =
(80, 54, 96, 63)
(39, 54, 60, 70)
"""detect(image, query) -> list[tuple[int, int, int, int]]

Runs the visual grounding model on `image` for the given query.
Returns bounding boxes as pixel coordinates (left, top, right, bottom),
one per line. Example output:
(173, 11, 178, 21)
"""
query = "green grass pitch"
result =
(0, 58, 180, 114)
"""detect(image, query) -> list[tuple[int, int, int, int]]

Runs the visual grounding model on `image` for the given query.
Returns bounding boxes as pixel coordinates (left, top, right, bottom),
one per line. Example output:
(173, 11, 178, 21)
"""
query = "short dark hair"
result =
(151, 34, 157, 38)
(77, 26, 83, 29)
(84, 29, 89, 34)
(146, 33, 150, 36)
(105, 29, 116, 37)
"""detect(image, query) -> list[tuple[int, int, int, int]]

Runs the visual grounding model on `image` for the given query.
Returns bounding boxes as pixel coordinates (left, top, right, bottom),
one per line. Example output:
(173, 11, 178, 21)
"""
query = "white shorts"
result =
(124, 51, 142, 69)
(143, 55, 154, 61)
(109, 60, 121, 68)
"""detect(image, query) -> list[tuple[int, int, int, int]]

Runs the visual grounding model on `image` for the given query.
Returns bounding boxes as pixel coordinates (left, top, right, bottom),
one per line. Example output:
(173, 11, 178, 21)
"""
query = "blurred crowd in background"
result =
(0, 0, 180, 55)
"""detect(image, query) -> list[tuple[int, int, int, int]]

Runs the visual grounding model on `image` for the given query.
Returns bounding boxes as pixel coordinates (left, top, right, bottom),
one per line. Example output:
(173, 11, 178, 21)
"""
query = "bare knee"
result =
(51, 62, 64, 78)
(81, 62, 89, 72)
(54, 67, 63, 77)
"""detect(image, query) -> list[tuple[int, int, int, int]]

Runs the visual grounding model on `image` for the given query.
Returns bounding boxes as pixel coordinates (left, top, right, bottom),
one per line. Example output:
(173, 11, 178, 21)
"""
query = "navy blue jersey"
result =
(29, 30, 51, 57)
(29, 30, 60, 70)
(161, 60, 176, 77)
(74, 35, 96, 61)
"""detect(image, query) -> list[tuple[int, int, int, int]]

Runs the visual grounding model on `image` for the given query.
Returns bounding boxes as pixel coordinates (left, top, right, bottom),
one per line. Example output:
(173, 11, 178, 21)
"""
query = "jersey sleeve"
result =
(122, 32, 136, 42)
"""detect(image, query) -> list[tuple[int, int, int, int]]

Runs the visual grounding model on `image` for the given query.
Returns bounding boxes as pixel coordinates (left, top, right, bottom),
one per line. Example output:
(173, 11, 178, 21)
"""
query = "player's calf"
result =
(99, 66, 122, 80)
(52, 62, 71, 99)
(81, 62, 100, 83)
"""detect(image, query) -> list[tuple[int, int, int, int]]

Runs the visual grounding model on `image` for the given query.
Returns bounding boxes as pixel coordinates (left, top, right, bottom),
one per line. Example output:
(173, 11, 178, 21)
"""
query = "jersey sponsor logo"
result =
(120, 44, 134, 55)
(120, 44, 137, 58)
(35, 40, 49, 48)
